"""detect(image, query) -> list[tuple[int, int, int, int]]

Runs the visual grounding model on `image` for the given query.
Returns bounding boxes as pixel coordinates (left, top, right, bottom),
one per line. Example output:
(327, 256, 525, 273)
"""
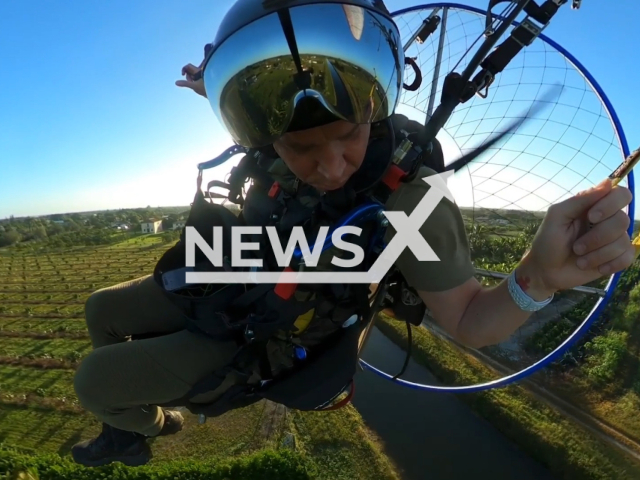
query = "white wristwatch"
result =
(507, 269, 554, 311)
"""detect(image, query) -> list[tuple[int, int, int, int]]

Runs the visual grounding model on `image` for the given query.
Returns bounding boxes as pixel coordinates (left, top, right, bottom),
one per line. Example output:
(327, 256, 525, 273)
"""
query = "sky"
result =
(0, 0, 638, 219)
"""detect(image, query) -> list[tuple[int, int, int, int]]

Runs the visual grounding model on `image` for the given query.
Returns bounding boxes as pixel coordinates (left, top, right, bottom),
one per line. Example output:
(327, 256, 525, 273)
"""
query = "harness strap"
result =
(470, 0, 563, 99)
(274, 266, 297, 300)
(382, 164, 407, 191)
(257, 341, 274, 381)
(231, 283, 273, 308)
(487, 0, 562, 26)
(268, 181, 282, 199)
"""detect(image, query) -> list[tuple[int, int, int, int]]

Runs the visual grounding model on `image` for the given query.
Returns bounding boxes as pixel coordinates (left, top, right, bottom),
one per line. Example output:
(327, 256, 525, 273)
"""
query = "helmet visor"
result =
(202, 3, 404, 148)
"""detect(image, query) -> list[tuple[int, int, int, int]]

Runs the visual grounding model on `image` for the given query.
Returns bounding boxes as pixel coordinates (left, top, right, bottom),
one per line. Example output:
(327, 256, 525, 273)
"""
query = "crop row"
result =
(0, 251, 162, 263)
(0, 254, 159, 264)
(1, 248, 161, 257)
(0, 286, 97, 293)
(0, 404, 99, 452)
(1, 303, 82, 312)
(0, 318, 86, 333)
(1, 242, 166, 257)
(0, 291, 87, 301)
(0, 337, 91, 362)
(0, 265, 157, 276)
(0, 364, 76, 398)
(0, 313, 84, 320)
(0, 271, 151, 282)
(0, 259, 161, 272)
(1, 299, 84, 306)
(0, 254, 156, 271)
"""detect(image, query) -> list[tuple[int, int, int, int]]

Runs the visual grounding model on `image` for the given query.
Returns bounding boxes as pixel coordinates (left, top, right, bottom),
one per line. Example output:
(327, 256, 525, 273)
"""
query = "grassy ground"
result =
(462, 210, 640, 459)
(493, 262, 640, 447)
(289, 407, 399, 480)
(376, 314, 640, 480)
(0, 241, 400, 479)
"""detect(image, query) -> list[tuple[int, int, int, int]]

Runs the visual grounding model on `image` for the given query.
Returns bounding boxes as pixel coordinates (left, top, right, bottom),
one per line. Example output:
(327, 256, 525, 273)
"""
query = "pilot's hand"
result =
(518, 178, 634, 299)
(175, 63, 207, 99)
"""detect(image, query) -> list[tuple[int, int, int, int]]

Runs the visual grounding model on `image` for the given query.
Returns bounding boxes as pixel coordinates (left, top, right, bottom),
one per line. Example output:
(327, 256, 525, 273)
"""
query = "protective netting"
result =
(394, 5, 629, 235)
(370, 3, 632, 383)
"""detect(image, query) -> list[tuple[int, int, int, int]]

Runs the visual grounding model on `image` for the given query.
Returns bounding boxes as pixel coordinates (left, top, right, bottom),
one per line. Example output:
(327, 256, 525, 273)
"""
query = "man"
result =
(72, 0, 634, 468)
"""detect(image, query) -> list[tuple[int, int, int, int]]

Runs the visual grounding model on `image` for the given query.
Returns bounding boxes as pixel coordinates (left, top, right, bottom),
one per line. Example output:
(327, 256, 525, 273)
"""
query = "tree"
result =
(0, 230, 21, 247)
(33, 226, 48, 241)
(87, 215, 106, 228)
(46, 223, 64, 236)
(162, 214, 179, 231)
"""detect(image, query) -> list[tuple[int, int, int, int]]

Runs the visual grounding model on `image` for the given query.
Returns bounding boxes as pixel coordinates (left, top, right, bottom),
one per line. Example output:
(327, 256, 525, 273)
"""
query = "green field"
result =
(468, 219, 640, 448)
(377, 315, 640, 480)
(3, 205, 640, 478)
(402, 209, 640, 479)
(0, 235, 400, 480)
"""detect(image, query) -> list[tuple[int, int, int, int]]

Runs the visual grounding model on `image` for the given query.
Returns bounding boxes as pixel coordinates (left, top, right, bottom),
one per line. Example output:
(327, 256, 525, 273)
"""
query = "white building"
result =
(172, 221, 186, 230)
(141, 219, 162, 234)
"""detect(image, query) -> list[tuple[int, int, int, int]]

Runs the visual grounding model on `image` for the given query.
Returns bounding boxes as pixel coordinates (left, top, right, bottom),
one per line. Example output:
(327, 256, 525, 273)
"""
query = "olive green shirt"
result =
(265, 158, 475, 292)
(384, 166, 475, 292)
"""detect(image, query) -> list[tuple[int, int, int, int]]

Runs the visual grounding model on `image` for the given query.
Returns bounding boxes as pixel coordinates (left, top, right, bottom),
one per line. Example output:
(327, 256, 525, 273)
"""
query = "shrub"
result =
(582, 330, 628, 386)
(0, 447, 316, 480)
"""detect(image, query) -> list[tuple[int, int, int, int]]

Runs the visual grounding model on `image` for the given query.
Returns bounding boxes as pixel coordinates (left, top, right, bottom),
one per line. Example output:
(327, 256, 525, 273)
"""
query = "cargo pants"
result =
(73, 275, 240, 437)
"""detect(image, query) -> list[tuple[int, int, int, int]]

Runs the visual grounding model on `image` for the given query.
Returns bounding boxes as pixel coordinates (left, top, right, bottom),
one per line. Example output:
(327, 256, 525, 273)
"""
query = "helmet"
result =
(200, 0, 404, 148)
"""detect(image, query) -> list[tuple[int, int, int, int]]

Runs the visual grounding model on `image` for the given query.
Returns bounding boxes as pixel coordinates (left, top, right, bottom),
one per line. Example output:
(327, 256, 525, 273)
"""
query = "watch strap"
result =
(507, 269, 554, 311)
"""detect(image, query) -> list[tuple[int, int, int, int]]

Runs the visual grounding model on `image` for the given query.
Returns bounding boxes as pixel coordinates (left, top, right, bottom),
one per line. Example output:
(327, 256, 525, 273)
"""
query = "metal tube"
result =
(403, 7, 441, 52)
(426, 7, 448, 120)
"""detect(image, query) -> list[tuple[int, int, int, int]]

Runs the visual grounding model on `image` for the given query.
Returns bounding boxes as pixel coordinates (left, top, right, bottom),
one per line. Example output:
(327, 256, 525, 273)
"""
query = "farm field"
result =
(0, 235, 400, 480)
(2, 205, 640, 479)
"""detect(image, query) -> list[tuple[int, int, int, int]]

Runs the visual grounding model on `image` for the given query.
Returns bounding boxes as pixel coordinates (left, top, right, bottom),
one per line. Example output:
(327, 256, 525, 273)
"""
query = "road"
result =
(352, 327, 558, 480)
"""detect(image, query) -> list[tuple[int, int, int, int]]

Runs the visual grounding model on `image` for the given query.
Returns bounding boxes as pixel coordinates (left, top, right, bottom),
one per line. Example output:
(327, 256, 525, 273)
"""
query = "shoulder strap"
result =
(389, 113, 445, 173)
(364, 112, 447, 206)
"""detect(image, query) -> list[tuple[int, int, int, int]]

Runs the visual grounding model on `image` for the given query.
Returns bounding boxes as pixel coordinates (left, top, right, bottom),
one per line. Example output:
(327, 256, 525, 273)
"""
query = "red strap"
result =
(268, 181, 281, 198)
(382, 164, 406, 191)
(320, 382, 355, 411)
(274, 266, 297, 299)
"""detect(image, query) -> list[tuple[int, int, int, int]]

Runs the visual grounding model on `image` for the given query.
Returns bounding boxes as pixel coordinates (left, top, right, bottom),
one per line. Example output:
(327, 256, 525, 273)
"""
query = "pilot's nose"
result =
(316, 146, 347, 183)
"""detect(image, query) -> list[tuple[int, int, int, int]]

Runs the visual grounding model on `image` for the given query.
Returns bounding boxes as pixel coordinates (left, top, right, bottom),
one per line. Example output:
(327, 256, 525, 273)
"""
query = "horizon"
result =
(1, 0, 638, 220)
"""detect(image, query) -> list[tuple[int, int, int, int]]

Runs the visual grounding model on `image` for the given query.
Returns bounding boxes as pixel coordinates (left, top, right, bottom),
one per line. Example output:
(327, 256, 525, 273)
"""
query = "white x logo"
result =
(367, 170, 456, 282)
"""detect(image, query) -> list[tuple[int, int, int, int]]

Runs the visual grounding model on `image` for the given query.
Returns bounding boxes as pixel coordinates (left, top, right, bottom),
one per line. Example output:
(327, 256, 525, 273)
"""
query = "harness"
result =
(152, 114, 443, 417)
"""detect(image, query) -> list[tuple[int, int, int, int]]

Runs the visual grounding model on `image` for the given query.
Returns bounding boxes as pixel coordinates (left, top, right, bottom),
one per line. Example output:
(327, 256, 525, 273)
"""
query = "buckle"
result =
(512, 18, 546, 47)
(476, 72, 495, 99)
(244, 325, 256, 343)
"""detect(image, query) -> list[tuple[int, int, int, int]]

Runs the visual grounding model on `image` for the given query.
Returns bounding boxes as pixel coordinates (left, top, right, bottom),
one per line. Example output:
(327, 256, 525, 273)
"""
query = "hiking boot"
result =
(71, 423, 151, 467)
(156, 409, 184, 437)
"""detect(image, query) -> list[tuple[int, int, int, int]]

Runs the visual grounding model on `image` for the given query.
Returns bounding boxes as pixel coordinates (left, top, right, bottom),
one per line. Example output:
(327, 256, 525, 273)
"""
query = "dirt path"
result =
(425, 323, 640, 464)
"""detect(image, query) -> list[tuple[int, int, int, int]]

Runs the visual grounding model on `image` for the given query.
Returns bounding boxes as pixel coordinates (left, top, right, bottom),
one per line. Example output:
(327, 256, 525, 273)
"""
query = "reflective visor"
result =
(202, 3, 404, 148)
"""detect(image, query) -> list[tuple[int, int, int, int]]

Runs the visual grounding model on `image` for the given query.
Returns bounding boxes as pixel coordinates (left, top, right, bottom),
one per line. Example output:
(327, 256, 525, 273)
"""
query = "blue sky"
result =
(0, 0, 638, 219)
